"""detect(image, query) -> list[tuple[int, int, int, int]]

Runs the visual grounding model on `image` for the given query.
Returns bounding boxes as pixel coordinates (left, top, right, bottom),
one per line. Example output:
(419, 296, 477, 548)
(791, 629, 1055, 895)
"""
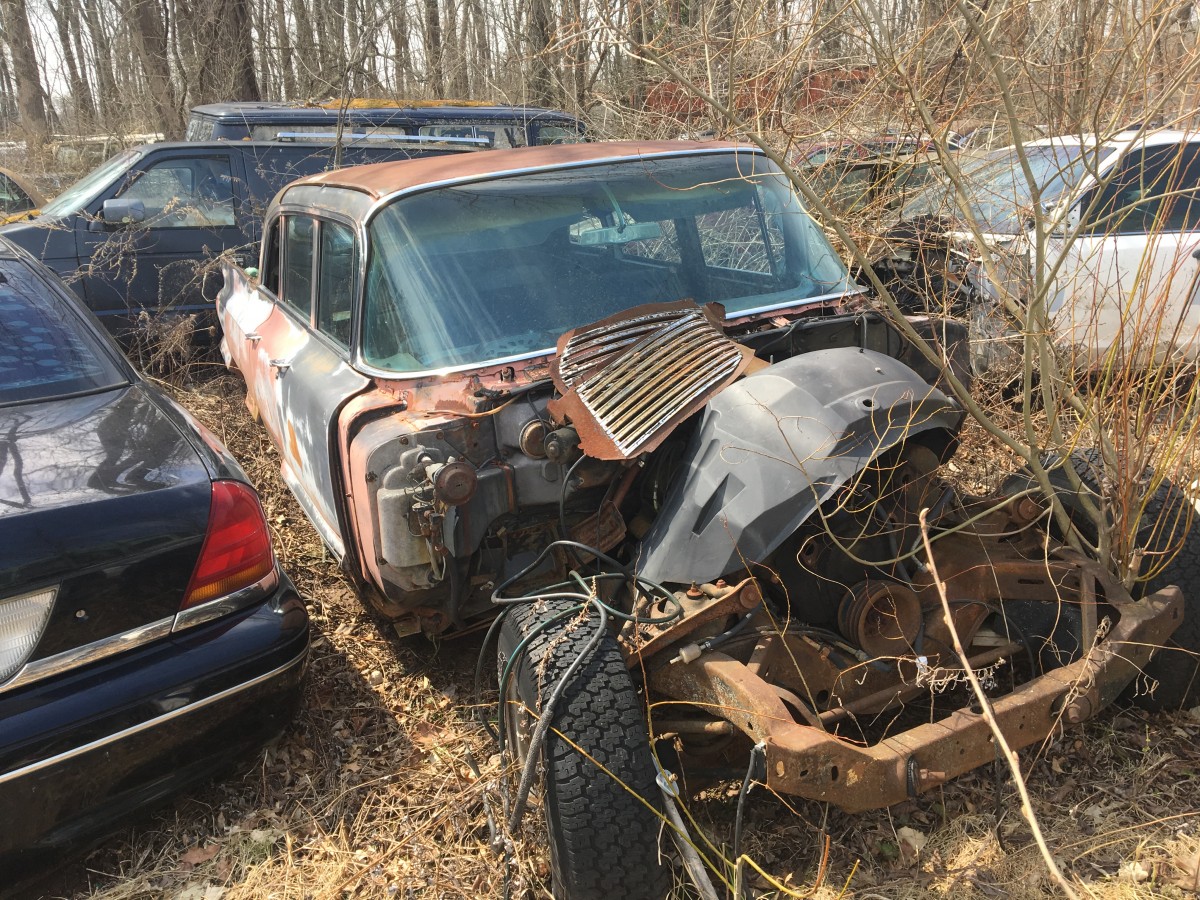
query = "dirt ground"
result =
(18, 370, 1200, 900)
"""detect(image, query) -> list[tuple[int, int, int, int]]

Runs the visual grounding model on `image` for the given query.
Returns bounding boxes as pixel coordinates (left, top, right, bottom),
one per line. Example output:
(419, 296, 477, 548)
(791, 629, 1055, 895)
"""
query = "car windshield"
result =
(0, 259, 126, 405)
(39, 150, 139, 218)
(362, 153, 853, 372)
(900, 143, 1115, 233)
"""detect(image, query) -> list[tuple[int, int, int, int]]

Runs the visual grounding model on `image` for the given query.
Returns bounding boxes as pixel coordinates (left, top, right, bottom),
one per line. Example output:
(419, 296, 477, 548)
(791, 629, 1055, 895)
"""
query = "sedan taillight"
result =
(182, 481, 277, 610)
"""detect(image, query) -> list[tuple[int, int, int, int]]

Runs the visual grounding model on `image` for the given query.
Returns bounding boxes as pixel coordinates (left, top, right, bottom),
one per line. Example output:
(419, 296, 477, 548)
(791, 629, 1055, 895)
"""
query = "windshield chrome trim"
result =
(349, 288, 860, 381)
(1, 616, 174, 695)
(0, 653, 307, 785)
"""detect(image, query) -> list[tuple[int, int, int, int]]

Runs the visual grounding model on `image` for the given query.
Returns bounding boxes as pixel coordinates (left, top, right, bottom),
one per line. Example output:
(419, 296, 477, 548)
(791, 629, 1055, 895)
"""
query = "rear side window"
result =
(282, 216, 315, 318)
(261, 220, 282, 295)
(535, 124, 584, 145)
(1083, 143, 1200, 235)
(185, 116, 216, 141)
(316, 221, 357, 347)
(0, 260, 125, 405)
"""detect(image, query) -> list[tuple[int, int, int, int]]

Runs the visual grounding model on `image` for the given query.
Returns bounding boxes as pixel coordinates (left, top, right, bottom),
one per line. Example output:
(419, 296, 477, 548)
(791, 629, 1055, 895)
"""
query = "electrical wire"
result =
(733, 742, 766, 900)
(474, 537, 687, 839)
(507, 601, 609, 830)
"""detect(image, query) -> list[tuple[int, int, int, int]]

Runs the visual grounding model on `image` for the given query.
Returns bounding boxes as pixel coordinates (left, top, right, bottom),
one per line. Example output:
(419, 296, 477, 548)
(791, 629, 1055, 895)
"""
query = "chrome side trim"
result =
(0, 653, 307, 785)
(2, 617, 174, 695)
(1, 570, 283, 695)
(171, 568, 280, 632)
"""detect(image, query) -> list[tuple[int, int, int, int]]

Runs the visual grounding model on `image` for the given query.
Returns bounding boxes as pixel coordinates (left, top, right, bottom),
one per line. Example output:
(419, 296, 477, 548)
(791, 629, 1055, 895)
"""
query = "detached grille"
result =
(550, 302, 751, 459)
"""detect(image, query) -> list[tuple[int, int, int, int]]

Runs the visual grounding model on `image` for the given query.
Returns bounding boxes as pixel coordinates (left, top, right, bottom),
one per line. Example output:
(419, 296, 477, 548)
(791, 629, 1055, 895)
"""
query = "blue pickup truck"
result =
(0, 138, 462, 335)
(185, 100, 586, 147)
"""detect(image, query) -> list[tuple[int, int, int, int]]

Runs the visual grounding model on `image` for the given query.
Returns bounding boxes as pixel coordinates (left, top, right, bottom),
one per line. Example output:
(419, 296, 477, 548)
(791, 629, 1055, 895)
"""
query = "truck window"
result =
(535, 125, 582, 145)
(119, 156, 235, 228)
(185, 116, 216, 141)
(316, 220, 357, 347)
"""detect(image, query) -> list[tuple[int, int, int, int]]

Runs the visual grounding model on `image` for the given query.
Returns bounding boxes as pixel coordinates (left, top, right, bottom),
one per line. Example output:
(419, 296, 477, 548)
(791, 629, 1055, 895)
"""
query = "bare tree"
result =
(0, 0, 51, 152)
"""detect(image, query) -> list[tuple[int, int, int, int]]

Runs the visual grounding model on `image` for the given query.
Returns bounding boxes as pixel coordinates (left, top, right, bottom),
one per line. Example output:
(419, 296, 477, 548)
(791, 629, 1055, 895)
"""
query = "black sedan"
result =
(0, 236, 309, 874)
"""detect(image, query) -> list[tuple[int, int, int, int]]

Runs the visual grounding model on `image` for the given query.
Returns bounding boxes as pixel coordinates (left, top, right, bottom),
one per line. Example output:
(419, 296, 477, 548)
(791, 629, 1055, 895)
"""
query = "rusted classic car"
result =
(218, 141, 1195, 899)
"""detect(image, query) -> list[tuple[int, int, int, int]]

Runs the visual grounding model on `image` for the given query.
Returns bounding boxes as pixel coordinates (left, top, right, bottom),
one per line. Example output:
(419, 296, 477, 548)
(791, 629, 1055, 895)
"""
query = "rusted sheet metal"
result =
(623, 578, 763, 665)
(336, 357, 553, 594)
(548, 301, 754, 460)
(296, 140, 747, 198)
(650, 587, 1182, 812)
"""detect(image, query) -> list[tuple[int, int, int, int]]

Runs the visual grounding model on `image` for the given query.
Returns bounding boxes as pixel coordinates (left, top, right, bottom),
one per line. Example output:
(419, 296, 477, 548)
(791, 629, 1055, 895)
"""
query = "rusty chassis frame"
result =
(628, 545, 1183, 812)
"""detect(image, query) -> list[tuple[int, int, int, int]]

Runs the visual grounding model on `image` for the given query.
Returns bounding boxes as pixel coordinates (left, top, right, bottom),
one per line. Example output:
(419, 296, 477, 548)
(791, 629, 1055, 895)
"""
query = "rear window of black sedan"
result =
(0, 259, 126, 405)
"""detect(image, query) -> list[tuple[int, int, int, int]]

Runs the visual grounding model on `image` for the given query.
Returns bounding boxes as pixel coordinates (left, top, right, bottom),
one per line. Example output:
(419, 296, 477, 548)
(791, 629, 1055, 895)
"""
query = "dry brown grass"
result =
(21, 371, 1200, 900)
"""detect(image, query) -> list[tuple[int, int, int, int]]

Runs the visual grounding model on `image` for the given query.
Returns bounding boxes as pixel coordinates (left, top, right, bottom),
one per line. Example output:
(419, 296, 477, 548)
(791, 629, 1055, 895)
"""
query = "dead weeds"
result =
(24, 373, 1200, 900)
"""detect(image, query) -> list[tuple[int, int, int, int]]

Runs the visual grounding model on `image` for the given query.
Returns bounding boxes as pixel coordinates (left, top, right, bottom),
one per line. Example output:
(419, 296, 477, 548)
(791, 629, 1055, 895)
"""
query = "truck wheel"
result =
(498, 599, 671, 900)
(1004, 451, 1200, 709)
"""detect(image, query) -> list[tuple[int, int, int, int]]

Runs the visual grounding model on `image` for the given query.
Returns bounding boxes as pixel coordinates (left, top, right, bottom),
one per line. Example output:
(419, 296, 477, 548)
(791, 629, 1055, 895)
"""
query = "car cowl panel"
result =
(0, 384, 211, 673)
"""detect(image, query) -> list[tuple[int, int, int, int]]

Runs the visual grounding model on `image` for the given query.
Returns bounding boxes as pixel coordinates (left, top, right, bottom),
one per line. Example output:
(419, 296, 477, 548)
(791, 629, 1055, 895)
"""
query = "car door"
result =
(76, 149, 247, 322)
(1053, 142, 1200, 359)
(245, 212, 370, 558)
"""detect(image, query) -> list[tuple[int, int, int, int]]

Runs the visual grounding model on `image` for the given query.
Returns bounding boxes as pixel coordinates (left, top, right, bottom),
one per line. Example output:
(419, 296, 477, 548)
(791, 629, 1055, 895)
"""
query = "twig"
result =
(918, 507, 1081, 900)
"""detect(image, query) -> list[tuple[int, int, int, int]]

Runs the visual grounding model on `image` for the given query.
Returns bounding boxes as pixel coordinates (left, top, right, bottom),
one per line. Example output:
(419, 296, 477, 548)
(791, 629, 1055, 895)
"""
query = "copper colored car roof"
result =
(293, 140, 750, 199)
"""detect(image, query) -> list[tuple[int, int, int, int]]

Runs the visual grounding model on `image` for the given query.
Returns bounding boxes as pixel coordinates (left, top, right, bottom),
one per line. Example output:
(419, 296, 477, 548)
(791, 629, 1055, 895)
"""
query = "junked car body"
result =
(875, 129, 1200, 366)
(218, 141, 1194, 898)
(0, 236, 309, 876)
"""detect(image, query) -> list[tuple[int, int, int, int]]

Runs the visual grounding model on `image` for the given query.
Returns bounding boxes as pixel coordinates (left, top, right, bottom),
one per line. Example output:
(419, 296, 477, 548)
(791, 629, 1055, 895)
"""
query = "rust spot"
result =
(287, 422, 302, 468)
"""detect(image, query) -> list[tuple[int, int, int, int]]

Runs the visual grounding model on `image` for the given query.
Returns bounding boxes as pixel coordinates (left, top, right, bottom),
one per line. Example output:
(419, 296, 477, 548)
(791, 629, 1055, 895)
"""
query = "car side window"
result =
(261, 220, 282, 295)
(282, 216, 315, 319)
(1082, 143, 1200, 235)
(119, 156, 236, 228)
(316, 220, 357, 348)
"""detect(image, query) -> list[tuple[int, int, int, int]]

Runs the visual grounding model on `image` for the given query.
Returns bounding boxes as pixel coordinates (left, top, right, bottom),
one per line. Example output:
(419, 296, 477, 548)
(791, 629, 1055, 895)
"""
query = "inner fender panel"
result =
(635, 347, 960, 584)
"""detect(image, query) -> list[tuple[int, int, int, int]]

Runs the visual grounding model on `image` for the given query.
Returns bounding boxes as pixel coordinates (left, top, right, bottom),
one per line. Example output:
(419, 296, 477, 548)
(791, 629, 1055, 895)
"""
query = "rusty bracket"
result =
(624, 578, 763, 667)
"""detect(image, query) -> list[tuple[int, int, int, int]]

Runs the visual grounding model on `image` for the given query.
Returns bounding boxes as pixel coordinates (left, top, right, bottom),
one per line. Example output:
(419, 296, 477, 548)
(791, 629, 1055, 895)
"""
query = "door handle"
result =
(269, 358, 291, 376)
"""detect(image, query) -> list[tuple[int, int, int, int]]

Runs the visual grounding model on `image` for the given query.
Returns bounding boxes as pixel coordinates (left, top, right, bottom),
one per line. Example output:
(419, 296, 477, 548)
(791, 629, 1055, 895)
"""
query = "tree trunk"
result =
(276, 0, 296, 98)
(82, 0, 118, 120)
(389, 1, 413, 95)
(127, 0, 183, 136)
(423, 0, 444, 95)
(0, 47, 16, 122)
(49, 0, 97, 128)
(0, 0, 51, 153)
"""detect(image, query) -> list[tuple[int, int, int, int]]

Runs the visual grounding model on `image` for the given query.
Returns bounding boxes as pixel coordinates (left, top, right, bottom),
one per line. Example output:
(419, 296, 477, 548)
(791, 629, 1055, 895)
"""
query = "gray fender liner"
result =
(636, 347, 962, 584)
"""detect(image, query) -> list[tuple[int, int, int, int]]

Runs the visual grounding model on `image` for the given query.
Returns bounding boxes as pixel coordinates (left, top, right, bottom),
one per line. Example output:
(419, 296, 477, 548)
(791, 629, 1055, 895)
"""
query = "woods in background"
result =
(0, 0, 1198, 156)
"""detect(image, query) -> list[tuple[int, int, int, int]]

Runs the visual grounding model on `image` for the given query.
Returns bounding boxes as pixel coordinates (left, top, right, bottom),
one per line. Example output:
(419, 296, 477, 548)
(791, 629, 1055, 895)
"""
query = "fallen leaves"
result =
(178, 843, 220, 867)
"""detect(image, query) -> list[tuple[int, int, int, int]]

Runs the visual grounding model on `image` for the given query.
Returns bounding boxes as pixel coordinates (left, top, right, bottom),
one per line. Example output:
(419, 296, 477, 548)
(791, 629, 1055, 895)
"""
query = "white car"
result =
(895, 128, 1200, 365)
(1043, 129, 1200, 363)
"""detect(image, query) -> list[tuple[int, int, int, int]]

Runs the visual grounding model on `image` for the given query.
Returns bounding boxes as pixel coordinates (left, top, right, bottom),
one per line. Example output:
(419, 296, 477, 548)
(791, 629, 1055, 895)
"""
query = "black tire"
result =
(1004, 450, 1200, 709)
(498, 599, 671, 900)
(1127, 479, 1200, 710)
